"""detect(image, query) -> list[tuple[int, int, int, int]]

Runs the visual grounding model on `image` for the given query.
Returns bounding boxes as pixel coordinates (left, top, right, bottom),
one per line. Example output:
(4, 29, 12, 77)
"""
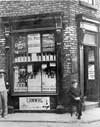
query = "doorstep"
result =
(84, 101, 99, 110)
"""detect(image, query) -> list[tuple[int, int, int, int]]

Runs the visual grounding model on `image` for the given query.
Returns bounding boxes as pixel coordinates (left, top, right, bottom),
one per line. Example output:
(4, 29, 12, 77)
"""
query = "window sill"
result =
(12, 92, 58, 96)
(79, 1, 97, 11)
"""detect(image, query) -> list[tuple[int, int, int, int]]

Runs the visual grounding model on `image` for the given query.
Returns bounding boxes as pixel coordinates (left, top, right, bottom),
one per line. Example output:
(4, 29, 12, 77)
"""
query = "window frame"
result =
(79, 0, 95, 5)
(12, 31, 57, 94)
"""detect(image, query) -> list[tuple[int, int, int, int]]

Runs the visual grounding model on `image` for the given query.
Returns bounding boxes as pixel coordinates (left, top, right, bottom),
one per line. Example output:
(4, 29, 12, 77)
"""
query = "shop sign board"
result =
(19, 97, 50, 110)
(80, 22, 98, 32)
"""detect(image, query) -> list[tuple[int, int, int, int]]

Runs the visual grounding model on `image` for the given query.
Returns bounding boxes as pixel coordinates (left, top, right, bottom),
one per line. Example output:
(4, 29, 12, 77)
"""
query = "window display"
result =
(13, 33, 56, 93)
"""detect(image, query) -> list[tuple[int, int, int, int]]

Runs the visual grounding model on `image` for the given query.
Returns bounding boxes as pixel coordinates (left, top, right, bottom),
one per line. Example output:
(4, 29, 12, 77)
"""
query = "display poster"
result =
(14, 35, 27, 54)
(19, 97, 50, 110)
(42, 34, 55, 52)
(88, 64, 95, 80)
(42, 63, 56, 92)
(14, 65, 27, 92)
(28, 34, 40, 53)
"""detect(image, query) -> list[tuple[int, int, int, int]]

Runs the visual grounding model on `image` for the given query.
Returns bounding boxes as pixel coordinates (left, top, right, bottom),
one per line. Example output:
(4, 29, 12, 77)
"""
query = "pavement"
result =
(0, 108, 100, 124)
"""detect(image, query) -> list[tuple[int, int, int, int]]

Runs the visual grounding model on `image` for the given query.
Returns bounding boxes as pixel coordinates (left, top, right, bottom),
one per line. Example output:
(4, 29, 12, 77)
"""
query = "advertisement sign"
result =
(88, 64, 95, 80)
(42, 34, 55, 52)
(28, 34, 40, 53)
(19, 97, 50, 110)
(14, 35, 27, 54)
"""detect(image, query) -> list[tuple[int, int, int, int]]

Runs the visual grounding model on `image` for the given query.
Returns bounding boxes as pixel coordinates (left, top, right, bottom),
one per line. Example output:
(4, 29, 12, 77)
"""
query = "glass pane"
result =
(27, 63, 41, 92)
(27, 34, 41, 62)
(42, 33, 55, 61)
(83, 33, 96, 46)
(88, 64, 95, 80)
(42, 33, 55, 52)
(14, 65, 27, 92)
(42, 63, 56, 92)
(88, 48, 95, 62)
(14, 35, 27, 63)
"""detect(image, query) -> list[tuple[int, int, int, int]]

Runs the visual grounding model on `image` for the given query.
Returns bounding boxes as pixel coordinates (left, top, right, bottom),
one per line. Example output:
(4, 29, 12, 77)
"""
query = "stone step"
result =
(84, 101, 99, 110)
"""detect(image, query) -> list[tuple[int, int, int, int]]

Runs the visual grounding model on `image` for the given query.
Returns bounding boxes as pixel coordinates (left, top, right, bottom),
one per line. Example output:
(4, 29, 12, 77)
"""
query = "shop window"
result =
(88, 47, 95, 80)
(13, 33, 56, 93)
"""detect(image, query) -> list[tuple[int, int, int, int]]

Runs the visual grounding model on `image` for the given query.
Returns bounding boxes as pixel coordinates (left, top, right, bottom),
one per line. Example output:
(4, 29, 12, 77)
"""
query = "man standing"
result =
(0, 69, 8, 118)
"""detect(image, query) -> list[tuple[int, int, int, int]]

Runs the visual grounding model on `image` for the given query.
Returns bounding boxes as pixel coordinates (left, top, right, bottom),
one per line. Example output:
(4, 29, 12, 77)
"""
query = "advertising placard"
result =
(88, 64, 95, 80)
(28, 34, 40, 53)
(19, 97, 50, 110)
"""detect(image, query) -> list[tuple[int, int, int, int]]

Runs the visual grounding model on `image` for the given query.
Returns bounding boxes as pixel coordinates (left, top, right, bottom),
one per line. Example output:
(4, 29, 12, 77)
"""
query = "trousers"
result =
(0, 91, 8, 117)
(70, 99, 82, 117)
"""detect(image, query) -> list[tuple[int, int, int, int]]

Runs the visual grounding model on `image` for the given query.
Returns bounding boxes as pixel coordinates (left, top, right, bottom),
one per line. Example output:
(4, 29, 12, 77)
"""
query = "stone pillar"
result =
(56, 28, 64, 112)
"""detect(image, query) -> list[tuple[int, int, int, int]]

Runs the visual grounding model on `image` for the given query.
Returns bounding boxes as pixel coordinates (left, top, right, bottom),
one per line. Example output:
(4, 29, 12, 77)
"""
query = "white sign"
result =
(80, 22, 98, 32)
(19, 97, 50, 110)
(28, 34, 40, 53)
(88, 64, 95, 80)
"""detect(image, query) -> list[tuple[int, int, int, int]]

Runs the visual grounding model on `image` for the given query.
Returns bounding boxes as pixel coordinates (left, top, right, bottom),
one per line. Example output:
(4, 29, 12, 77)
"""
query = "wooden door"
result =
(84, 46, 97, 100)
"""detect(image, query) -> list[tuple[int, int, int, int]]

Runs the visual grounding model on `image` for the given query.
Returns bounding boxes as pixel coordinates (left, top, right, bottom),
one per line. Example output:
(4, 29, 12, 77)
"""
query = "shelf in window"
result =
(12, 92, 57, 96)
(13, 60, 56, 64)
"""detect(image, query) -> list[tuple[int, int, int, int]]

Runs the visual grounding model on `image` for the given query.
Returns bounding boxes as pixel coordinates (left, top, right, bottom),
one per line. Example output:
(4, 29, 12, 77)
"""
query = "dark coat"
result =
(68, 86, 81, 105)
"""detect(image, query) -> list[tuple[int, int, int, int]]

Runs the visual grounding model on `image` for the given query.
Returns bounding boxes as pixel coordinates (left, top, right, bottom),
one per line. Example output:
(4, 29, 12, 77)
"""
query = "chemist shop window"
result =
(13, 32, 56, 93)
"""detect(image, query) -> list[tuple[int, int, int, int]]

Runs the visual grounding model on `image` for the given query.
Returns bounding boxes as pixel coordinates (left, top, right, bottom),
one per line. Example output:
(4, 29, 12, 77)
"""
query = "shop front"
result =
(77, 14, 100, 101)
(3, 13, 63, 111)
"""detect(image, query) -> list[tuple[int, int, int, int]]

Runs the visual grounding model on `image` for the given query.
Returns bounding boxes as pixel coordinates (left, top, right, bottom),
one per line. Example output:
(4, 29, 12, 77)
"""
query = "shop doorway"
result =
(83, 46, 98, 100)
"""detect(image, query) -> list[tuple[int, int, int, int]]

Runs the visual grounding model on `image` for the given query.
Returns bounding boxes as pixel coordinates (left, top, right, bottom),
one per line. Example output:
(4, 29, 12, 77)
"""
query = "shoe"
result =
(77, 115, 81, 119)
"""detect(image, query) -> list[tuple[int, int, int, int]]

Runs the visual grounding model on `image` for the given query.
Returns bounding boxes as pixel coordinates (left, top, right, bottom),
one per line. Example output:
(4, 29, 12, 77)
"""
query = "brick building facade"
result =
(0, 0, 100, 111)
